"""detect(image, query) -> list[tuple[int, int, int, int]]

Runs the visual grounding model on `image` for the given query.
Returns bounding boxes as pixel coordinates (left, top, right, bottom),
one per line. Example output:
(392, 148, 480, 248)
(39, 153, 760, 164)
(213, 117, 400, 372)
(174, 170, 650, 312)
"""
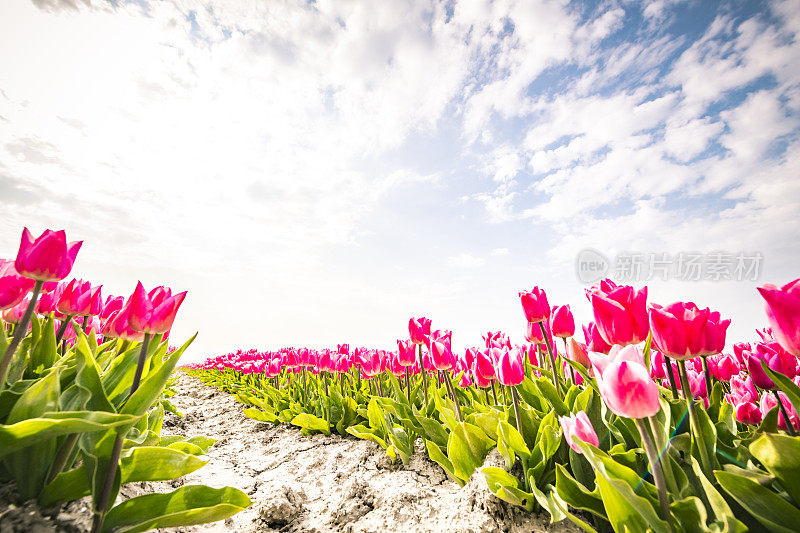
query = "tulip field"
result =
(3, 226, 800, 532)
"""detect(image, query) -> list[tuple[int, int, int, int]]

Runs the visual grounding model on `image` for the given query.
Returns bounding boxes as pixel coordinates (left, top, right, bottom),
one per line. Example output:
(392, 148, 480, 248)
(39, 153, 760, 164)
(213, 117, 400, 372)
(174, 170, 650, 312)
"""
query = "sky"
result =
(1, 0, 798, 363)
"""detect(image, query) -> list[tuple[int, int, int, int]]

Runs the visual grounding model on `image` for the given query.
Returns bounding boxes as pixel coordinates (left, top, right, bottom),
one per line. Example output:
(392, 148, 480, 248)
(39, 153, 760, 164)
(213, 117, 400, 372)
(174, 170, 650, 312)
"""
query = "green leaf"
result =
(534, 378, 569, 417)
(41, 446, 208, 506)
(425, 439, 458, 485)
(496, 419, 531, 470)
(101, 484, 251, 533)
(479, 466, 535, 512)
(3, 369, 61, 499)
(750, 433, 800, 506)
(0, 411, 139, 458)
(291, 413, 330, 435)
(243, 408, 278, 423)
(121, 334, 196, 416)
(447, 421, 495, 483)
(554, 464, 605, 518)
(762, 363, 800, 416)
(716, 469, 800, 533)
(30, 315, 57, 372)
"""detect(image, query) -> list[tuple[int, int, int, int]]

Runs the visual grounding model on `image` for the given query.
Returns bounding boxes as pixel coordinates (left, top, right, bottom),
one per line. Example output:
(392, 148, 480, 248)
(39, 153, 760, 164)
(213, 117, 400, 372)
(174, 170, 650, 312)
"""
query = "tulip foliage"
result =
(0, 227, 250, 533)
(188, 279, 800, 533)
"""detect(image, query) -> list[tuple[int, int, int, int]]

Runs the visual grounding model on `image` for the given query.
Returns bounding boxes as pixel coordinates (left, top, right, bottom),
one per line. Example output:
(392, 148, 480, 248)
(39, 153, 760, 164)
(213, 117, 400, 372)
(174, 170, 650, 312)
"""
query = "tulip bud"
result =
(496, 347, 524, 386)
(559, 411, 599, 453)
(549, 305, 575, 338)
(14, 228, 83, 282)
(408, 317, 432, 345)
(596, 359, 661, 419)
(519, 287, 549, 323)
(587, 279, 648, 346)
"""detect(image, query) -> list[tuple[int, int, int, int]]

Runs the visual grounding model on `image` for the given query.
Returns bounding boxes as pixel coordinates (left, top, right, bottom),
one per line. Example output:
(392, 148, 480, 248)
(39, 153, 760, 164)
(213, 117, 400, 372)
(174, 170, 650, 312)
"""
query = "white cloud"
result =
(448, 253, 486, 268)
(491, 247, 510, 256)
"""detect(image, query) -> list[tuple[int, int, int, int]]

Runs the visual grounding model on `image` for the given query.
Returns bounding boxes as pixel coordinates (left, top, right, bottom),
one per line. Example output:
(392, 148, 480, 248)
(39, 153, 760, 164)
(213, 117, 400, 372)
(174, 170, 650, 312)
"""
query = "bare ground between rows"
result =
(1, 373, 578, 532)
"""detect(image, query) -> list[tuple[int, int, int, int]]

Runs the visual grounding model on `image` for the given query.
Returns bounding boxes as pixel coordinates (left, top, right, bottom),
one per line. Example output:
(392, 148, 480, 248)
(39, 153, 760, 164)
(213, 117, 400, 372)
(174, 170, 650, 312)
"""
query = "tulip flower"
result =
(758, 279, 800, 357)
(588, 344, 646, 379)
(14, 228, 82, 282)
(549, 305, 575, 338)
(127, 281, 187, 334)
(57, 279, 103, 317)
(648, 302, 711, 360)
(709, 353, 739, 382)
(566, 337, 590, 368)
(408, 317, 432, 345)
(100, 295, 124, 322)
(2, 297, 29, 324)
(595, 356, 660, 419)
(0, 259, 34, 311)
(525, 321, 544, 343)
(429, 330, 454, 371)
(587, 279, 648, 346)
(559, 411, 599, 454)
(735, 401, 762, 425)
(583, 322, 612, 354)
(519, 287, 549, 323)
(496, 347, 524, 386)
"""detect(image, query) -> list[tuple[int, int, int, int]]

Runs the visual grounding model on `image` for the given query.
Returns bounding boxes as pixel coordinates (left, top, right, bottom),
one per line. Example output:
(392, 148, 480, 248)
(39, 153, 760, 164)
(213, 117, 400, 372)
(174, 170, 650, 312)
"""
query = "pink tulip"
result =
(2, 297, 30, 324)
(525, 321, 544, 343)
(127, 281, 187, 334)
(472, 357, 493, 388)
(483, 330, 511, 350)
(649, 302, 715, 360)
(56, 279, 103, 317)
(35, 283, 65, 318)
(496, 347, 524, 386)
(397, 339, 416, 366)
(429, 330, 454, 371)
(101, 305, 144, 342)
(337, 343, 350, 355)
(409, 317, 432, 345)
(566, 337, 590, 368)
(700, 311, 730, 356)
(583, 322, 612, 354)
(730, 373, 758, 403)
(758, 279, 800, 356)
(587, 279, 648, 346)
(595, 357, 661, 419)
(0, 259, 35, 310)
(559, 411, 599, 453)
(474, 348, 496, 381)
(735, 402, 763, 425)
(709, 353, 739, 382)
(588, 344, 645, 378)
(519, 287, 550, 323)
(550, 305, 575, 338)
(100, 295, 124, 321)
(14, 228, 82, 282)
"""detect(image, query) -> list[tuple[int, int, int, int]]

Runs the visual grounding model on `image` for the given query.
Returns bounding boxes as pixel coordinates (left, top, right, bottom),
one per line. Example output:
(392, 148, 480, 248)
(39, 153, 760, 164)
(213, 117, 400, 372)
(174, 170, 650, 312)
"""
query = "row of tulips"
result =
(0, 228, 250, 532)
(187, 277, 800, 532)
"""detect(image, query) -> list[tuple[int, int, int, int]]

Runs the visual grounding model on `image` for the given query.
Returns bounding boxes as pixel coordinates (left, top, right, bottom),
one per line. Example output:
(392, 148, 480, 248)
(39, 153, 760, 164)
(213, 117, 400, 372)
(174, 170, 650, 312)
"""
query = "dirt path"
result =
(1, 373, 577, 532)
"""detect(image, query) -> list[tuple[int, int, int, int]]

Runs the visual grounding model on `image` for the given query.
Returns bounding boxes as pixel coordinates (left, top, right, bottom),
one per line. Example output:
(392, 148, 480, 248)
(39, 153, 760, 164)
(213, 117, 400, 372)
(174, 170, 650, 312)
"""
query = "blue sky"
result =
(1, 0, 798, 362)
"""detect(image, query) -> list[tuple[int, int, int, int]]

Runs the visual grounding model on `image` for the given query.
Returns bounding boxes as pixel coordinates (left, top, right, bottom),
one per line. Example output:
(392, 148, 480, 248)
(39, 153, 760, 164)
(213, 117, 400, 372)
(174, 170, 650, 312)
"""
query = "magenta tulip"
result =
(57, 279, 103, 317)
(127, 281, 187, 334)
(429, 330, 454, 371)
(519, 287, 550, 323)
(0, 259, 35, 310)
(735, 402, 763, 425)
(649, 302, 711, 360)
(583, 322, 612, 354)
(14, 228, 82, 282)
(566, 337, 590, 368)
(559, 411, 599, 453)
(397, 339, 417, 366)
(587, 279, 648, 346)
(596, 358, 661, 419)
(549, 305, 575, 338)
(758, 280, 800, 357)
(409, 317, 432, 345)
(496, 347, 524, 386)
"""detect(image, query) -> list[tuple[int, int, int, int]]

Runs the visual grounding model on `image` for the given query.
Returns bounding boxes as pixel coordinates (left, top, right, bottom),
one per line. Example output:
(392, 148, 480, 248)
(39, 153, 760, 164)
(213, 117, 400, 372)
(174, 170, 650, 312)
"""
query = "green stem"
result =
(418, 344, 428, 407)
(443, 371, 463, 421)
(677, 359, 712, 474)
(56, 315, 73, 343)
(649, 416, 678, 495)
(664, 355, 679, 400)
(774, 390, 797, 436)
(405, 366, 411, 404)
(91, 332, 151, 533)
(702, 356, 713, 398)
(635, 418, 675, 533)
(48, 433, 79, 483)
(539, 322, 561, 397)
(0, 280, 43, 390)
